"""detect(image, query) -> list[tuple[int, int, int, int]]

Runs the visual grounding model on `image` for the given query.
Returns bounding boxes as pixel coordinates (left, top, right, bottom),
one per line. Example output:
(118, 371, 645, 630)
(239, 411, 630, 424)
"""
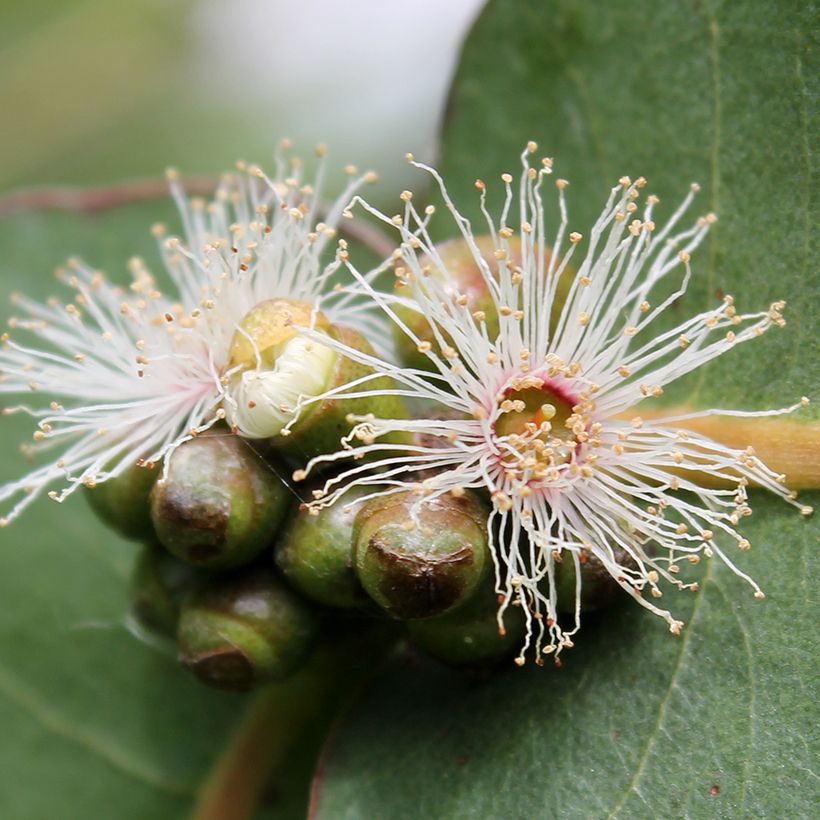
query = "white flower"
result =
(0, 145, 382, 525)
(292, 144, 812, 663)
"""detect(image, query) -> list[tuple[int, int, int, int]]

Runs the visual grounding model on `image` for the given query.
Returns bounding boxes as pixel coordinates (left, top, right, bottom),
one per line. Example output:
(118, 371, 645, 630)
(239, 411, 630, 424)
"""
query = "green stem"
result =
(190, 627, 396, 820)
(627, 409, 820, 489)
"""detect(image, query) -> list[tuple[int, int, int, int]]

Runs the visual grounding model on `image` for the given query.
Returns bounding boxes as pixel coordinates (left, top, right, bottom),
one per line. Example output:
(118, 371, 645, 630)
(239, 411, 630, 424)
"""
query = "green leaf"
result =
(0, 203, 288, 819)
(311, 1, 819, 817)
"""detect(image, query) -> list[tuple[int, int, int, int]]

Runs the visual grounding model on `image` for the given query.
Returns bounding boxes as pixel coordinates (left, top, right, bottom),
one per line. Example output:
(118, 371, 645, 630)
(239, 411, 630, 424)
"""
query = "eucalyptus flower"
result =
(292, 144, 812, 663)
(0, 144, 383, 525)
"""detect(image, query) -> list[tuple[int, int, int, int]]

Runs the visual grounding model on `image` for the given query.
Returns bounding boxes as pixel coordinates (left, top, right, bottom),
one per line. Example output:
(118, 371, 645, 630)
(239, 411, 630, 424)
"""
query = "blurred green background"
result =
(0, 0, 482, 193)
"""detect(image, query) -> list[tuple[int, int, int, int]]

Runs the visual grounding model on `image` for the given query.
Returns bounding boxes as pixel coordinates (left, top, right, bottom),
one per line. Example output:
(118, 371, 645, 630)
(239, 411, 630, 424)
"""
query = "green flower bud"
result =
(177, 568, 321, 691)
(85, 462, 158, 540)
(407, 578, 526, 667)
(130, 543, 200, 638)
(150, 432, 291, 568)
(394, 235, 572, 372)
(353, 491, 489, 620)
(554, 549, 627, 613)
(223, 298, 409, 461)
(271, 324, 411, 462)
(276, 484, 374, 609)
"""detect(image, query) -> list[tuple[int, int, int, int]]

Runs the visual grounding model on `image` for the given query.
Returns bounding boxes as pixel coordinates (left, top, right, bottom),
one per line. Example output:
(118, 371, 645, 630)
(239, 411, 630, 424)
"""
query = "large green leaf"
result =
(312, 1, 819, 817)
(0, 203, 290, 819)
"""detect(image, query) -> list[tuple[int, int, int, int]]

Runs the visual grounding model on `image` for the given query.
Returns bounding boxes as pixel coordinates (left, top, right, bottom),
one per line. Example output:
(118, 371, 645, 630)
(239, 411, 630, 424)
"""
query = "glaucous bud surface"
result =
(177, 568, 320, 691)
(150, 432, 290, 569)
(353, 491, 489, 620)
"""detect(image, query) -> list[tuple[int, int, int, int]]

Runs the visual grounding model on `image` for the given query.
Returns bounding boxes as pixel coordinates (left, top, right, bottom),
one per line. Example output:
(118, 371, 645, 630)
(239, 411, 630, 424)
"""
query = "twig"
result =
(0, 177, 397, 259)
(0, 178, 217, 218)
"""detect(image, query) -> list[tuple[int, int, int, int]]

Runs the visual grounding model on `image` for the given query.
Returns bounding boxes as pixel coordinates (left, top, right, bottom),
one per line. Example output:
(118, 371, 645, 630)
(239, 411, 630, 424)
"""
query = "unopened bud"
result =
(554, 549, 628, 613)
(85, 462, 158, 540)
(130, 543, 200, 638)
(394, 235, 572, 369)
(407, 578, 526, 666)
(353, 491, 489, 619)
(276, 485, 373, 609)
(150, 432, 290, 568)
(178, 568, 320, 691)
(270, 325, 411, 461)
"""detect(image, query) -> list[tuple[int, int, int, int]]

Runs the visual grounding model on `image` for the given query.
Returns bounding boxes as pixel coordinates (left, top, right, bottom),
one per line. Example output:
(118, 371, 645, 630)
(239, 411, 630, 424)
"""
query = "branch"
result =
(0, 177, 396, 259)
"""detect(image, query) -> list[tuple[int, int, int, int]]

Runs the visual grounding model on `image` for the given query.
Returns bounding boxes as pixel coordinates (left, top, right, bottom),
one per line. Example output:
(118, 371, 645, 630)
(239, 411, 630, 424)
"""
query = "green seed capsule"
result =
(85, 462, 158, 540)
(353, 491, 489, 620)
(394, 235, 572, 372)
(554, 550, 627, 613)
(407, 578, 526, 667)
(130, 543, 200, 638)
(150, 432, 291, 569)
(276, 485, 373, 609)
(177, 568, 321, 691)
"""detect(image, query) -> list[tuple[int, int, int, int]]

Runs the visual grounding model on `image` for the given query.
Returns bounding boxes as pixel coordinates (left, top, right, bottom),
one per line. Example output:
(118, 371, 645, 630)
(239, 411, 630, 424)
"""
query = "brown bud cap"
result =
(177, 568, 320, 691)
(353, 491, 489, 619)
(554, 549, 628, 613)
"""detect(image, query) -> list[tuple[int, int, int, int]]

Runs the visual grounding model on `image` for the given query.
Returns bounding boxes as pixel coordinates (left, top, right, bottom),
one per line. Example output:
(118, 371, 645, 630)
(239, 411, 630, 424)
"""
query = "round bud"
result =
(150, 432, 290, 569)
(276, 485, 373, 609)
(394, 235, 572, 372)
(554, 549, 627, 613)
(407, 578, 526, 666)
(223, 298, 409, 460)
(177, 568, 320, 691)
(353, 491, 489, 619)
(271, 324, 411, 462)
(129, 543, 200, 638)
(85, 462, 158, 540)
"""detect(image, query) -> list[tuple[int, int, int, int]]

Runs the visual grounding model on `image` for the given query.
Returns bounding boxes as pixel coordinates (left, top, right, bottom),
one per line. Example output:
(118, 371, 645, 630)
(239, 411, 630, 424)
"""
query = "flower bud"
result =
(353, 491, 489, 619)
(224, 299, 409, 459)
(554, 549, 627, 613)
(177, 568, 320, 691)
(130, 543, 200, 638)
(407, 578, 526, 666)
(150, 432, 291, 568)
(276, 485, 373, 609)
(269, 324, 411, 461)
(85, 462, 158, 540)
(394, 235, 572, 371)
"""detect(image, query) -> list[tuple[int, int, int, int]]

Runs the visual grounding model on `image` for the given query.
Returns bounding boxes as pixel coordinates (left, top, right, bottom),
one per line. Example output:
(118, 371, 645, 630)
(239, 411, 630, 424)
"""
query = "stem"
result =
(0, 179, 217, 217)
(190, 626, 396, 820)
(0, 178, 396, 259)
(630, 409, 820, 488)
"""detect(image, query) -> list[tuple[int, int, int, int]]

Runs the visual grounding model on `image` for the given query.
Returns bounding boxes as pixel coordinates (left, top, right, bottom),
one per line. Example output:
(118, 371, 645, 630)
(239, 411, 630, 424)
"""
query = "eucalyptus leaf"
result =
(311, 0, 819, 817)
(0, 203, 290, 819)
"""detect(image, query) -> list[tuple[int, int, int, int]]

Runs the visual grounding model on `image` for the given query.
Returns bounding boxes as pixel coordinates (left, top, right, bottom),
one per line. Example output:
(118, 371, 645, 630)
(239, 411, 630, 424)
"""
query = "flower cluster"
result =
(289, 144, 811, 661)
(0, 141, 811, 664)
(0, 143, 381, 525)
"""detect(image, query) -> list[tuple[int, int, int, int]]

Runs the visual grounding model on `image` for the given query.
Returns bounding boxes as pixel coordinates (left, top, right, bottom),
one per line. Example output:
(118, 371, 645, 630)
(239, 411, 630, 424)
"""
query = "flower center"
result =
(228, 298, 330, 371)
(494, 375, 586, 478)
